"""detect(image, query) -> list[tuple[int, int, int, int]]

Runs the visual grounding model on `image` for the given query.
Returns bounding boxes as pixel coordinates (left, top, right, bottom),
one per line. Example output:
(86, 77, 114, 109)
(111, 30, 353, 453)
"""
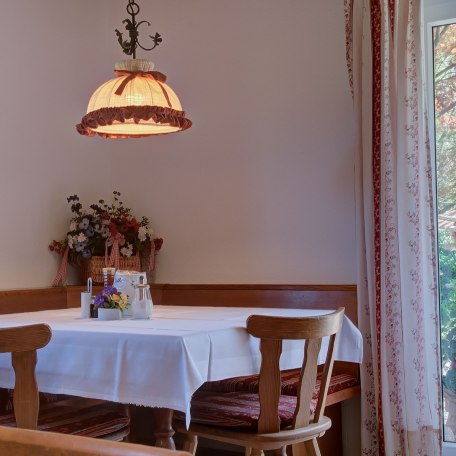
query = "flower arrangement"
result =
(94, 286, 128, 311)
(50, 191, 163, 286)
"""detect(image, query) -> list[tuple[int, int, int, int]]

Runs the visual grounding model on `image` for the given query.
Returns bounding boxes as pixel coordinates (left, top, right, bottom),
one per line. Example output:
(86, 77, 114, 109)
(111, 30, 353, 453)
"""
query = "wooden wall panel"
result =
(0, 288, 67, 315)
(160, 284, 357, 325)
(0, 285, 357, 325)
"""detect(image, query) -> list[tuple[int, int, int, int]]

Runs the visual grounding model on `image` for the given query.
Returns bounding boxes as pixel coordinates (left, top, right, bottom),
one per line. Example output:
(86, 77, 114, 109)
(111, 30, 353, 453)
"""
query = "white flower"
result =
(67, 234, 74, 248)
(69, 221, 77, 231)
(138, 226, 148, 242)
(77, 232, 87, 243)
(102, 227, 111, 238)
(120, 243, 133, 257)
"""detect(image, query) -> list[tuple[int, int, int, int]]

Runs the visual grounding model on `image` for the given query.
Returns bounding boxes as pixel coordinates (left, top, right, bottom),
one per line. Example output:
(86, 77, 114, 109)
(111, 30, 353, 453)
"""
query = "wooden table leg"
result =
(152, 408, 176, 450)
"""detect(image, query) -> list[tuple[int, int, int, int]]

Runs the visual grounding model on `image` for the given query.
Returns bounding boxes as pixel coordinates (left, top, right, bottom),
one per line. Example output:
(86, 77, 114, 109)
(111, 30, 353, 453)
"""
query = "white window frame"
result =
(426, 11, 456, 456)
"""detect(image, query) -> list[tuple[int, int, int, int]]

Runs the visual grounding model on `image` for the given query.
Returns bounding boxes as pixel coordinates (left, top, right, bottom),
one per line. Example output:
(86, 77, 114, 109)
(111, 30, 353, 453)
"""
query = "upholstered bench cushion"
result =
(176, 391, 315, 429)
(39, 392, 72, 404)
(199, 369, 358, 397)
(0, 388, 70, 412)
(0, 399, 130, 440)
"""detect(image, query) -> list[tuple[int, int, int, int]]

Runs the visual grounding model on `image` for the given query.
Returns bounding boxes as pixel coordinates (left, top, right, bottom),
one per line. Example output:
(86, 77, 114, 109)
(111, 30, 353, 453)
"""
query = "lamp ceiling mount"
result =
(115, 0, 162, 59)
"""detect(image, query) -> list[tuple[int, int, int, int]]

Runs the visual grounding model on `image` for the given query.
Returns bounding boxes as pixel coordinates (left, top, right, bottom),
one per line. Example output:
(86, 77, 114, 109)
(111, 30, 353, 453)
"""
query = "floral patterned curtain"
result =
(345, 0, 442, 454)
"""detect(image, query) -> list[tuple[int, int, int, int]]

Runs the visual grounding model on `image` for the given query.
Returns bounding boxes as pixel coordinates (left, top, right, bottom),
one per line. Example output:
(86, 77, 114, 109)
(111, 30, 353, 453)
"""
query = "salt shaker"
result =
(81, 278, 92, 319)
(132, 283, 153, 319)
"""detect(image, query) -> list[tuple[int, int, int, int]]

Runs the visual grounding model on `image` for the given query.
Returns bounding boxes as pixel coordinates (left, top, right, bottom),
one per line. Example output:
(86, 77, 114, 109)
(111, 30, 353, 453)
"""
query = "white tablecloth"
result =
(0, 306, 362, 422)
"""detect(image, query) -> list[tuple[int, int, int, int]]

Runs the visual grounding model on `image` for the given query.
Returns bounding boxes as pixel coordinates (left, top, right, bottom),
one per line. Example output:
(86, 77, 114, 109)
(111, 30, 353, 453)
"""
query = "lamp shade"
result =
(77, 59, 191, 138)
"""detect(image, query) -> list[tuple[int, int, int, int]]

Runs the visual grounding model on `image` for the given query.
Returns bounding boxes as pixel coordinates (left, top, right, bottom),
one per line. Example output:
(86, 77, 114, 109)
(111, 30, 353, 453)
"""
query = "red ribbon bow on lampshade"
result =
(114, 70, 172, 108)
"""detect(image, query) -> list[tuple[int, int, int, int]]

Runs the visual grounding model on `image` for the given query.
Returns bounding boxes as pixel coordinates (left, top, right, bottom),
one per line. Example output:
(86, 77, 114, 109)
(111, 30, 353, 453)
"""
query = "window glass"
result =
(434, 22, 456, 443)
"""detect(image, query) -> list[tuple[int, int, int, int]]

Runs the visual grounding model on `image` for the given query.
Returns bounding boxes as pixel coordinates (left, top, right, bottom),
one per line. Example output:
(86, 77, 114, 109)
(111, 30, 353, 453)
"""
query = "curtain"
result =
(345, 0, 442, 454)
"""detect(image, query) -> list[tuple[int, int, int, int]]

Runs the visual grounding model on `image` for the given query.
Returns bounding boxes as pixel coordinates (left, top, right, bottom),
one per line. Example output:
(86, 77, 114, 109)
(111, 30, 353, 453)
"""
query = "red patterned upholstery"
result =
(199, 369, 358, 398)
(0, 398, 130, 441)
(39, 392, 71, 404)
(0, 388, 74, 412)
(0, 389, 70, 412)
(176, 391, 316, 429)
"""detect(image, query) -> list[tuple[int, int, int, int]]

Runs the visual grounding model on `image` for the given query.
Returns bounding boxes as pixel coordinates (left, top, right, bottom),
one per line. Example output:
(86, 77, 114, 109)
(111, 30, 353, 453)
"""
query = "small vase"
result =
(97, 308, 121, 321)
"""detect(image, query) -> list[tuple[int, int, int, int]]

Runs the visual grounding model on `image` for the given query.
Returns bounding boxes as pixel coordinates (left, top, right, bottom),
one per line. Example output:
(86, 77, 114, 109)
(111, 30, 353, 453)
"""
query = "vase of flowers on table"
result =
(49, 191, 163, 286)
(94, 286, 128, 320)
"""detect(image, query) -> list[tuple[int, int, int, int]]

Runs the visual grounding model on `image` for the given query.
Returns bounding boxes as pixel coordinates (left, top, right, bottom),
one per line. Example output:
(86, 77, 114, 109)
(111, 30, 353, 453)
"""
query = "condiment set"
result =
(80, 268, 153, 320)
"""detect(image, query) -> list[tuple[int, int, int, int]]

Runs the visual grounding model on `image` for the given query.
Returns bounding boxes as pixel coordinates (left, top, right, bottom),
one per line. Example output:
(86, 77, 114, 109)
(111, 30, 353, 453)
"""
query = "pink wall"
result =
(108, 0, 357, 284)
(0, 0, 356, 288)
(0, 1, 113, 288)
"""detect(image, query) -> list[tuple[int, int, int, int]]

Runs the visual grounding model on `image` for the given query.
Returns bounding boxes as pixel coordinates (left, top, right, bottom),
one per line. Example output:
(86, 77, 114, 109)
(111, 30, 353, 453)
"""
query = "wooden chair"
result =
(0, 324, 130, 440)
(0, 425, 190, 456)
(0, 324, 51, 429)
(175, 308, 345, 456)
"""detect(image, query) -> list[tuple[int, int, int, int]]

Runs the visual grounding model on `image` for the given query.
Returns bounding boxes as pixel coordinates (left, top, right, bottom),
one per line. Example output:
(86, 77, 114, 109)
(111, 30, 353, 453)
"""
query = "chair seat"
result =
(175, 391, 317, 430)
(1, 388, 70, 412)
(0, 398, 130, 441)
(199, 369, 358, 397)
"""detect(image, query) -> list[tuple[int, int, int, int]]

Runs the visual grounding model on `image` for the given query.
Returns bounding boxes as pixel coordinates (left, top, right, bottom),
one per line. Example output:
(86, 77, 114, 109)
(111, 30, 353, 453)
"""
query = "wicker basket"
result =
(79, 256, 141, 284)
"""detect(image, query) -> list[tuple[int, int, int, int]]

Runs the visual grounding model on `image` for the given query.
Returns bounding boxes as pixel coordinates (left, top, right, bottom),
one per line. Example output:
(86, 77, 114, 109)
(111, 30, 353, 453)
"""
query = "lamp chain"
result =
(115, 0, 162, 59)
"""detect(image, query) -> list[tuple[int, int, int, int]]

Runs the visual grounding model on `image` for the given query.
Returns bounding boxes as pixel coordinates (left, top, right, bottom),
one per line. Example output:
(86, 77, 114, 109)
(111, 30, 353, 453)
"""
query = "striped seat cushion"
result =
(0, 388, 70, 412)
(176, 391, 316, 429)
(0, 399, 130, 440)
(199, 369, 358, 398)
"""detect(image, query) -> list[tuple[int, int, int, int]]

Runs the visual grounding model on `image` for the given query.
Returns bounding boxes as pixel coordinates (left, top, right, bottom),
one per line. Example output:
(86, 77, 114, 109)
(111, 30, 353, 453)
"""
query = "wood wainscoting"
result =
(156, 284, 357, 324)
(0, 284, 357, 322)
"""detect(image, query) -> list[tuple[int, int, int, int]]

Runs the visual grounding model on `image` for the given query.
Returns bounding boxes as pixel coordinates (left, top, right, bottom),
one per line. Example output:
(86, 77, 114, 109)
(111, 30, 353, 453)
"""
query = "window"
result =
(434, 20, 456, 445)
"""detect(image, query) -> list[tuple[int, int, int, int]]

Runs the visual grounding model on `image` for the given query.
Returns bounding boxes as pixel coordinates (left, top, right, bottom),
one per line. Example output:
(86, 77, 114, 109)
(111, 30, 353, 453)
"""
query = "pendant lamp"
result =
(77, 0, 191, 139)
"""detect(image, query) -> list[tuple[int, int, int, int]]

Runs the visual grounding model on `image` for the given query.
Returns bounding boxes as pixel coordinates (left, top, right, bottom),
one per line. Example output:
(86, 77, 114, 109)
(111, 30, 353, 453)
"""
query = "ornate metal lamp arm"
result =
(115, 0, 162, 59)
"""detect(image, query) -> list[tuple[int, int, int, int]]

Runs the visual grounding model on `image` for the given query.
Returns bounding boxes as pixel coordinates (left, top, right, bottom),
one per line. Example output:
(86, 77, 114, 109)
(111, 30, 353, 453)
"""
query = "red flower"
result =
(154, 238, 163, 252)
(109, 222, 118, 235)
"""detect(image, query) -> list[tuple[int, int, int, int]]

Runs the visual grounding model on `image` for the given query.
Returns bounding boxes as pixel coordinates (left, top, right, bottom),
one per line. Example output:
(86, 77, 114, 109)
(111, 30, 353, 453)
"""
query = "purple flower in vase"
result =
(94, 286, 121, 309)
(94, 293, 105, 307)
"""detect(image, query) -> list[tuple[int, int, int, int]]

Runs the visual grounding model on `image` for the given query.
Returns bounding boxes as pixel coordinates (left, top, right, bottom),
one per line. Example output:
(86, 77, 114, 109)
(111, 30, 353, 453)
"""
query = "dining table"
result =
(0, 305, 363, 449)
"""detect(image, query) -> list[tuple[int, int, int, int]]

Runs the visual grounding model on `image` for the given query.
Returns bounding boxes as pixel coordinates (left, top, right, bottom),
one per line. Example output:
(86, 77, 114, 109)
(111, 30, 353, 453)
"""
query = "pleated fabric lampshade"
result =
(76, 59, 191, 138)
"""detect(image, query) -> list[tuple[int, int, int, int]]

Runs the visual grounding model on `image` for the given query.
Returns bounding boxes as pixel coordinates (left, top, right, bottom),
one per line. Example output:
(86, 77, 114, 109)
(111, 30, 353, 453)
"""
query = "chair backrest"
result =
(0, 324, 51, 429)
(246, 308, 345, 433)
(0, 426, 191, 456)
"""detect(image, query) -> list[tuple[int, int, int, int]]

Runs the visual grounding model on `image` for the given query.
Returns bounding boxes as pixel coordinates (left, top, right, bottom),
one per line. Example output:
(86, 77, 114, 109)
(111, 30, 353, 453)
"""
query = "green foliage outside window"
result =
(435, 24, 456, 390)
